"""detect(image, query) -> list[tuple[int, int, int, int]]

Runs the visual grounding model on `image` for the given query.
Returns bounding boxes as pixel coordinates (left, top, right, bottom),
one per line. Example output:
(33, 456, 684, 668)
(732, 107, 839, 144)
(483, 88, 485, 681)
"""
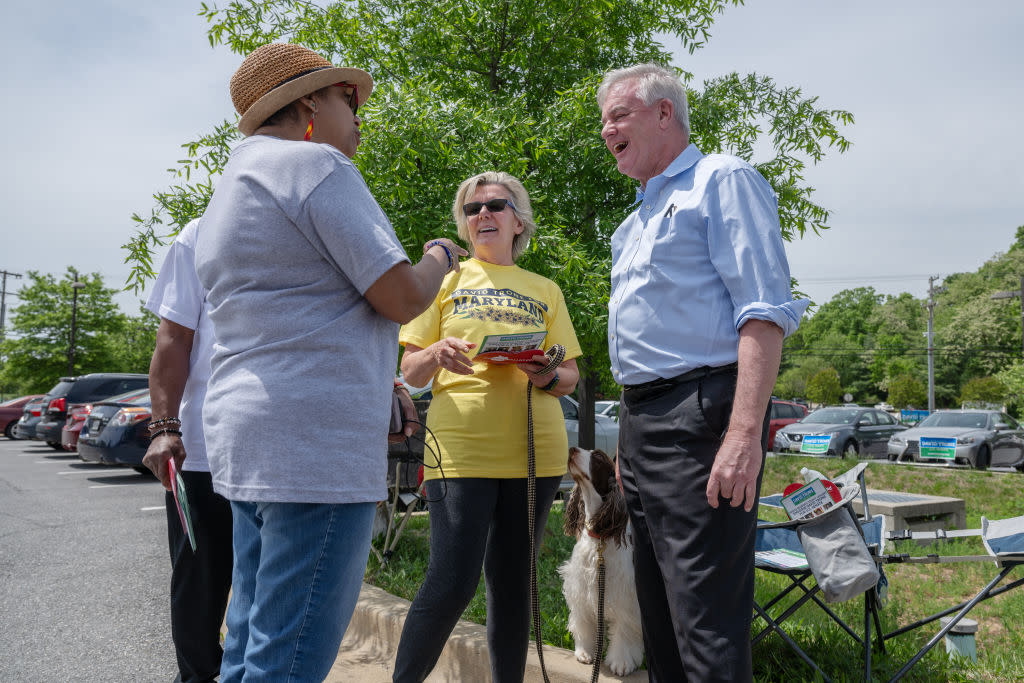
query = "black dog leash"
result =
(589, 530, 607, 683)
(527, 344, 565, 683)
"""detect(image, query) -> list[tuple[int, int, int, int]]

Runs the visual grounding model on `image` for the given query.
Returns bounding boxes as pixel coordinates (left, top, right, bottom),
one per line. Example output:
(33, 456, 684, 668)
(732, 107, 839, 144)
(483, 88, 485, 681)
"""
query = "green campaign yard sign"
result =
(920, 437, 956, 459)
(800, 435, 831, 454)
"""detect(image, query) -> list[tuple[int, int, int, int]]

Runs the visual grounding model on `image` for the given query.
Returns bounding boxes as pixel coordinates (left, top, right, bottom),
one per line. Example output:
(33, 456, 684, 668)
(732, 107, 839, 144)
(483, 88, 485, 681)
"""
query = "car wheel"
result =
(48, 441, 64, 451)
(841, 439, 859, 458)
(133, 466, 155, 477)
(887, 452, 897, 462)
(974, 444, 990, 471)
(3, 422, 15, 439)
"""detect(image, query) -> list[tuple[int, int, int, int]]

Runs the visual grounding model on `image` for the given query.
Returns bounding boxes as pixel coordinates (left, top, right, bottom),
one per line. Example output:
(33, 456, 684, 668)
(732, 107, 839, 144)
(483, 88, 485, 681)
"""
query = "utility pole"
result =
(68, 269, 86, 376)
(0, 269, 23, 339)
(926, 276, 939, 412)
(990, 276, 1024, 360)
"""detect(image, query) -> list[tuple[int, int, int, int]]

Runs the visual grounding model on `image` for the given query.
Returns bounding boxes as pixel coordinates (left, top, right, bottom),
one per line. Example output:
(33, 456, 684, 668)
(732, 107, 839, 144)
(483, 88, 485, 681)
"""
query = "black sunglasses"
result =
(463, 198, 518, 216)
(332, 82, 358, 116)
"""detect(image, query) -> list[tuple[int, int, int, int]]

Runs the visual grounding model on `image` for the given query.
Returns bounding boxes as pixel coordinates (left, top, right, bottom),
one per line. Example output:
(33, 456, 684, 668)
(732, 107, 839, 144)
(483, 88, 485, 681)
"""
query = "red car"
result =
(768, 399, 809, 449)
(61, 403, 95, 451)
(1, 394, 45, 439)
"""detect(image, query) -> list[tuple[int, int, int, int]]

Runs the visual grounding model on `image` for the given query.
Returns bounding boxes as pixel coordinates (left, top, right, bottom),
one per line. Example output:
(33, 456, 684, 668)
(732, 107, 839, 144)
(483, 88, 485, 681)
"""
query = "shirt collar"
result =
(634, 143, 703, 201)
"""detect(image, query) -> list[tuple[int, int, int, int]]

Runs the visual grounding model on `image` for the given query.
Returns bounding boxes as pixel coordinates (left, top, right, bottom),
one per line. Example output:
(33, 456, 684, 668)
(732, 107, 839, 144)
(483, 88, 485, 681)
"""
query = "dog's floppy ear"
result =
(590, 475, 630, 545)
(563, 486, 584, 538)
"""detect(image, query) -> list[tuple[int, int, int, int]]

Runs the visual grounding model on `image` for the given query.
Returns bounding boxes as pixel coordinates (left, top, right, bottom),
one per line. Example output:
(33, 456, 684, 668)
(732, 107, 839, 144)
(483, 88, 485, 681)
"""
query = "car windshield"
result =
(802, 408, 859, 425)
(918, 412, 989, 429)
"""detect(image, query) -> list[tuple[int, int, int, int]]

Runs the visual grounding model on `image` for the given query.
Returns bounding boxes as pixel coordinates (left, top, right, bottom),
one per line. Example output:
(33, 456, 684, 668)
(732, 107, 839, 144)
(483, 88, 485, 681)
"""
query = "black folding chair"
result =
(753, 463, 886, 682)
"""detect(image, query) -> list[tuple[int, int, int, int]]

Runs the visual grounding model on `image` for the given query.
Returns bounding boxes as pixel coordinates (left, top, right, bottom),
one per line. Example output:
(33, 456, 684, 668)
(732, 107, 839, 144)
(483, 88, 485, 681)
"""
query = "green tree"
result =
(106, 306, 161, 376)
(123, 0, 852, 427)
(805, 367, 841, 406)
(996, 361, 1024, 417)
(932, 235, 1024, 400)
(959, 376, 1006, 407)
(0, 271, 151, 395)
(888, 373, 927, 410)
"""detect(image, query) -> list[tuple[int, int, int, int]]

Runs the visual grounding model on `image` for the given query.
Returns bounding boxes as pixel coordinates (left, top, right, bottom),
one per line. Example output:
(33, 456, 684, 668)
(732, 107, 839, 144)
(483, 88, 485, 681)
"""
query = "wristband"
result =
(151, 428, 183, 439)
(540, 372, 560, 392)
(426, 240, 454, 273)
(148, 416, 182, 433)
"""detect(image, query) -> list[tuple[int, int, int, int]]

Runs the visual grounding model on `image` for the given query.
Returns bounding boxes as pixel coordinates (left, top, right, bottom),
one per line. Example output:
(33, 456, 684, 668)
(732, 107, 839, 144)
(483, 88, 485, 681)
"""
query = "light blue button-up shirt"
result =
(608, 144, 809, 385)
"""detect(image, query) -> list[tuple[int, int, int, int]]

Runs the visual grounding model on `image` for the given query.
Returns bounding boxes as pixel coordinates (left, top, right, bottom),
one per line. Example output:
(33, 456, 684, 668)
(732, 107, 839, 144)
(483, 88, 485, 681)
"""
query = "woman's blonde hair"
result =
(452, 171, 537, 262)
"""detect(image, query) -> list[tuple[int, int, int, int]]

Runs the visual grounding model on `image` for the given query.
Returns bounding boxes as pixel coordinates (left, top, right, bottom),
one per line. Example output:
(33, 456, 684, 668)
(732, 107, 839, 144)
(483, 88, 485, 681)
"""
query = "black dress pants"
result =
(165, 470, 234, 683)
(618, 369, 768, 682)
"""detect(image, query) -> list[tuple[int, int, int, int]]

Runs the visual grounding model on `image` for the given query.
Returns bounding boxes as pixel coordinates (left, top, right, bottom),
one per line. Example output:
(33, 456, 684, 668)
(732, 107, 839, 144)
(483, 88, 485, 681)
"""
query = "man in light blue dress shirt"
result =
(597, 64, 808, 682)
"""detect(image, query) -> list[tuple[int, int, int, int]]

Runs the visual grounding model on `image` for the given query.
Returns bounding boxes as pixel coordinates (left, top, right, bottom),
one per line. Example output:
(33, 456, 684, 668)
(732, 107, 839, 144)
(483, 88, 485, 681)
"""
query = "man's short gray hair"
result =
(597, 64, 690, 135)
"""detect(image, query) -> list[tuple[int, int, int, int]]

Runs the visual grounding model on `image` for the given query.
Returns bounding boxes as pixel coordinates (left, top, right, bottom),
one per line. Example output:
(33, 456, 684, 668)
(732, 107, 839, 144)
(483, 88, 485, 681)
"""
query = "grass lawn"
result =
(366, 456, 1024, 681)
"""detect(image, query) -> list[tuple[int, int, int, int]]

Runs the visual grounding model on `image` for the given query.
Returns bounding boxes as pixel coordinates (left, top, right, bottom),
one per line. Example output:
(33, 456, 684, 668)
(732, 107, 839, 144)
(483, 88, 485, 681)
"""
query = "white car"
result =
(595, 400, 620, 420)
(560, 396, 618, 454)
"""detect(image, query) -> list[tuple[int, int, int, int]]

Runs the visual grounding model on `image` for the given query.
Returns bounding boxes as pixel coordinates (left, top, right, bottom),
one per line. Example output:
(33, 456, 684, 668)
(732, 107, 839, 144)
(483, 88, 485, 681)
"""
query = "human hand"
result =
(431, 337, 476, 374)
(705, 429, 764, 511)
(142, 433, 187, 491)
(388, 385, 421, 443)
(423, 238, 469, 273)
(516, 358, 556, 387)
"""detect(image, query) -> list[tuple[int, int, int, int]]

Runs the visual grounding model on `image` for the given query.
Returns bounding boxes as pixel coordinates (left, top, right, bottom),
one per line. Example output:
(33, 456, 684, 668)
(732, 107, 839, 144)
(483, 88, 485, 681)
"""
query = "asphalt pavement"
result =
(0, 438, 176, 681)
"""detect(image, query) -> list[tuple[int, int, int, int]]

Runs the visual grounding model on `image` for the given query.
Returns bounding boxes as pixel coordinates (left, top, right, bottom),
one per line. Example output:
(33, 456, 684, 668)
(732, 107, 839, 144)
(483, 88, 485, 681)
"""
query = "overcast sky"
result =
(3, 1, 1022, 318)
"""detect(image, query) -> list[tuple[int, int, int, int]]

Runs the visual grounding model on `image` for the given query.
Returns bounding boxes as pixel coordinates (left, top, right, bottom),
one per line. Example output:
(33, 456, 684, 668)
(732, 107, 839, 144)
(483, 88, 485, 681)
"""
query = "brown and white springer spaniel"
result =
(559, 447, 644, 676)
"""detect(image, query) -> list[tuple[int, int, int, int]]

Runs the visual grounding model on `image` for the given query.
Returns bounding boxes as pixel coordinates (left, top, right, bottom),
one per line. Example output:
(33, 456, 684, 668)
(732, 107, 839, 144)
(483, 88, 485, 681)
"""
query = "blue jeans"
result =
(220, 501, 375, 683)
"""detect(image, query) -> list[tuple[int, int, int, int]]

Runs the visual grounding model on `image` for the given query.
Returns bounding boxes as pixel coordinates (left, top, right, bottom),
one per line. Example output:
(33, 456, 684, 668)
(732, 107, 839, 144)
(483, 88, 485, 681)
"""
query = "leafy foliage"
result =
(959, 376, 1006, 406)
(124, 0, 853, 398)
(0, 271, 154, 395)
(805, 366, 841, 405)
(887, 373, 927, 410)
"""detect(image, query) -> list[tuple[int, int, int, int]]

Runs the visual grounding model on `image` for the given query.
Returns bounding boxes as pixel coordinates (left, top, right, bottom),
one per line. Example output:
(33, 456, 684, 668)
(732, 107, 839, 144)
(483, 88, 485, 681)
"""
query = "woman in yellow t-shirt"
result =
(393, 171, 581, 682)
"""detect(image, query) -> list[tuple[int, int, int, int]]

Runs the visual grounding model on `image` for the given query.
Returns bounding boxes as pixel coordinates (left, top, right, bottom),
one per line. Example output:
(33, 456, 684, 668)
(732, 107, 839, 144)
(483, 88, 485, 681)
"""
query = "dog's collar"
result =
(585, 521, 609, 540)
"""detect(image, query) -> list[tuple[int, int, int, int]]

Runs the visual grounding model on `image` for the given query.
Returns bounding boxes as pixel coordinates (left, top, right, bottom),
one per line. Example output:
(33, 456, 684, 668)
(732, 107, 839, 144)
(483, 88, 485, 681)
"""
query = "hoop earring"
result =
(304, 104, 317, 141)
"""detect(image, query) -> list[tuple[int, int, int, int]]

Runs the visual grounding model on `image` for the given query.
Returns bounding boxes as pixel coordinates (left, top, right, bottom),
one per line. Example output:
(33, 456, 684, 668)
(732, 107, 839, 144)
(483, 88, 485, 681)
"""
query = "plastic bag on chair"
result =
(797, 506, 880, 604)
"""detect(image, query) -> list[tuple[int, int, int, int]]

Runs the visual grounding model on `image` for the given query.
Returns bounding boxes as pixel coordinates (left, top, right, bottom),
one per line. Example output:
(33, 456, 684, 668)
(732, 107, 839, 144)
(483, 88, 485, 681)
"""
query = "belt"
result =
(622, 362, 738, 393)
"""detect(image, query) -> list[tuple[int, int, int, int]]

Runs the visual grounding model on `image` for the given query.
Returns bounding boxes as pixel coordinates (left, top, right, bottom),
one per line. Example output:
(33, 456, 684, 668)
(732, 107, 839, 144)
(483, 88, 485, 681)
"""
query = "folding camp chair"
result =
(878, 514, 1024, 682)
(753, 463, 887, 683)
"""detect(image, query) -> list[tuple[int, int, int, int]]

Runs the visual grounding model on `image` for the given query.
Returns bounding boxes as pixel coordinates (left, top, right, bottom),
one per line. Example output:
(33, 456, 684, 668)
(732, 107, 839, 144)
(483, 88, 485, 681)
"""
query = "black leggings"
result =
(392, 475, 562, 683)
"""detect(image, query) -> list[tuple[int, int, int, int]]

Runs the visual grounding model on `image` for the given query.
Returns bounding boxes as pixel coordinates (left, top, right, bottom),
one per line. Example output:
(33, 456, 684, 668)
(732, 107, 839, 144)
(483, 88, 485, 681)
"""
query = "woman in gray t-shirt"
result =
(193, 43, 466, 683)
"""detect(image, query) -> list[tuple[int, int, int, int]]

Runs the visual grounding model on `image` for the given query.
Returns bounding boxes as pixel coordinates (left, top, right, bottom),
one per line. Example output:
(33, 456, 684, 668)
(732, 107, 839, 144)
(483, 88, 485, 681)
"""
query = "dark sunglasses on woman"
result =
(463, 198, 518, 216)
(333, 82, 358, 116)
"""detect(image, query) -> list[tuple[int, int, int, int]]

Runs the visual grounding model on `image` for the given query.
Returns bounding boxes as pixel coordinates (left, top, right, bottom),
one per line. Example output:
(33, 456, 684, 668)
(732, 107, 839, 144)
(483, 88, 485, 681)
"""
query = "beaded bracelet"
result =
(150, 428, 183, 439)
(540, 372, 560, 392)
(148, 417, 182, 433)
(426, 240, 455, 273)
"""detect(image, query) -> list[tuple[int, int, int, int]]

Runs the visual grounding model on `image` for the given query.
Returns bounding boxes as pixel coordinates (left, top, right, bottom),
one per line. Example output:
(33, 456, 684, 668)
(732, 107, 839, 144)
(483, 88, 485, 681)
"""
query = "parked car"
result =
(1, 395, 44, 439)
(34, 374, 149, 449)
(774, 406, 907, 458)
(77, 389, 153, 474)
(768, 398, 809, 449)
(561, 395, 619, 455)
(887, 409, 1024, 470)
(12, 396, 47, 440)
(595, 400, 619, 420)
(61, 404, 90, 451)
(62, 389, 149, 452)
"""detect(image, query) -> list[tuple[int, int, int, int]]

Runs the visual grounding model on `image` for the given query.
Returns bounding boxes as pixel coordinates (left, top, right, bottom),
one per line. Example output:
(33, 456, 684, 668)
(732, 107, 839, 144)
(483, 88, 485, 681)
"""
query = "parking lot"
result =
(0, 438, 176, 682)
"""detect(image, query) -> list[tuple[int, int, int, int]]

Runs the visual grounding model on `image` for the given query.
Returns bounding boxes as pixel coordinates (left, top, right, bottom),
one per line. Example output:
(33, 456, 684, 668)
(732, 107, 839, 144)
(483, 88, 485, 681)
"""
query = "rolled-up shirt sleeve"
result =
(705, 167, 809, 337)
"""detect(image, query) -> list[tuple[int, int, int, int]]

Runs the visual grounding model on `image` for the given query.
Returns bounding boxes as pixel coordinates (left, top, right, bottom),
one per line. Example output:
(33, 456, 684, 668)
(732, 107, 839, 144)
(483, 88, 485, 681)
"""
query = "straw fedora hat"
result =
(231, 43, 374, 136)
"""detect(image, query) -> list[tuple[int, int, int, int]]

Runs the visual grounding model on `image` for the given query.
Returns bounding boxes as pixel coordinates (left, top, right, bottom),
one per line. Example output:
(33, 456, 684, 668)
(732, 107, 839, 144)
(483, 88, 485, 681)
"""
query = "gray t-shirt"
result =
(195, 135, 409, 503)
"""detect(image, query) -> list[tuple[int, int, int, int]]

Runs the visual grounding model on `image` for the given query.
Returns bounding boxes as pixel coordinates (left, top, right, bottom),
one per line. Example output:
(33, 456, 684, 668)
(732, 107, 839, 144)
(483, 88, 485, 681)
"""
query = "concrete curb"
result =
(329, 582, 648, 682)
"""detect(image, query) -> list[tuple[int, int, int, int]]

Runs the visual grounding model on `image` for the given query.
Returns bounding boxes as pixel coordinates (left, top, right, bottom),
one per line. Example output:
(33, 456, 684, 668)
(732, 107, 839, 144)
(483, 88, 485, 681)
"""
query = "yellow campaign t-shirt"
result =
(399, 258, 582, 480)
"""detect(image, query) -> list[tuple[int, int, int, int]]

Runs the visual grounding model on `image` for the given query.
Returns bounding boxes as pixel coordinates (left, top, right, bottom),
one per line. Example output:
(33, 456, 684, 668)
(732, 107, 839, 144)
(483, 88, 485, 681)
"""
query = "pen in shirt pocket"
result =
(664, 203, 676, 217)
